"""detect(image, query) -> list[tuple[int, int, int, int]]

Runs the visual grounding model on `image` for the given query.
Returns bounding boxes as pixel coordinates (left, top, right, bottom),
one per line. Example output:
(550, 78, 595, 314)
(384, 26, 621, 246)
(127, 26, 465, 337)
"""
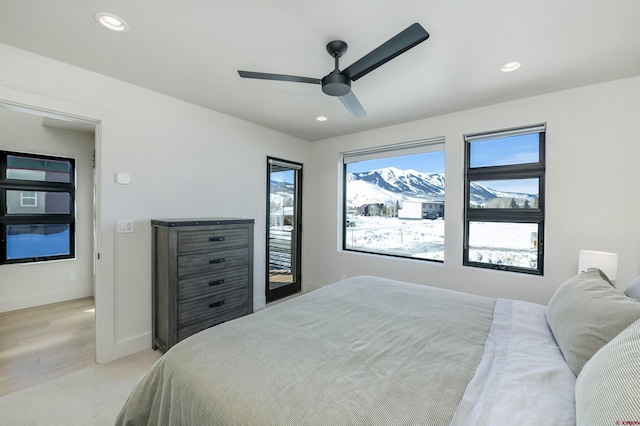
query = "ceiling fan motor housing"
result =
(322, 40, 351, 96)
(321, 72, 351, 96)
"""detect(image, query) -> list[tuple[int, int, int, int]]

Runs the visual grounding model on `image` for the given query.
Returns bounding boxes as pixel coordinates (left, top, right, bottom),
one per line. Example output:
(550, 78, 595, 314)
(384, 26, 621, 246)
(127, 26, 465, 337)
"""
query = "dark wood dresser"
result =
(151, 218, 254, 352)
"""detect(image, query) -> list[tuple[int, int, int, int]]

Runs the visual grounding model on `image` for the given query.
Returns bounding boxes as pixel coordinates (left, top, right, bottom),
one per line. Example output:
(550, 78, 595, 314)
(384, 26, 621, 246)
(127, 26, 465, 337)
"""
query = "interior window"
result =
(1, 151, 75, 264)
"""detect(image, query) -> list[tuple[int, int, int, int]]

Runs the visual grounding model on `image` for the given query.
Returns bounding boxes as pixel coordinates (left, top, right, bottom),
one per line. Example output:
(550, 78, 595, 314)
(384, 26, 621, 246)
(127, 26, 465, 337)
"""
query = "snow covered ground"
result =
(345, 216, 537, 268)
(345, 216, 445, 260)
(467, 222, 538, 269)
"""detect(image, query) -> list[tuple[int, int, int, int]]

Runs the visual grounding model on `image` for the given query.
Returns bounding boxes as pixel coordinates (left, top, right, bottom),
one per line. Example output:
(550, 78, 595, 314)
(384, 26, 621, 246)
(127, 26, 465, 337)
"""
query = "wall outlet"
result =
(117, 219, 134, 233)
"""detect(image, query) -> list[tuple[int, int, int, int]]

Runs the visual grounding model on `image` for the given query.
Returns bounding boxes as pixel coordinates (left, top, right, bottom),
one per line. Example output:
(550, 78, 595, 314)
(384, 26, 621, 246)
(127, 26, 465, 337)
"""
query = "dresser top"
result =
(151, 218, 254, 227)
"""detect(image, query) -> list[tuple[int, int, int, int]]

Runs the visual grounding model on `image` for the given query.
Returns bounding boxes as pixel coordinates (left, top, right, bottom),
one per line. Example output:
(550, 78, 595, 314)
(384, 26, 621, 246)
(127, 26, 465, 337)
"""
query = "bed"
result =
(116, 271, 640, 425)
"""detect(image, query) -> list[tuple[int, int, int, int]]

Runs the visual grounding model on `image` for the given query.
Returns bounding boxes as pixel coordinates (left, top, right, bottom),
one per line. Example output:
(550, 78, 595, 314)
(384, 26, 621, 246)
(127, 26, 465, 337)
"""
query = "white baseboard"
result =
(303, 281, 323, 293)
(253, 295, 267, 311)
(100, 332, 153, 364)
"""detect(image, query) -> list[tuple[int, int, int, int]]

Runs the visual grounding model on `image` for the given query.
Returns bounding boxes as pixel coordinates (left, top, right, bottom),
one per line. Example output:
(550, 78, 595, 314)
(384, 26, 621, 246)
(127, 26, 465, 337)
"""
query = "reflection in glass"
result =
(6, 224, 71, 260)
(469, 179, 539, 208)
(268, 167, 297, 291)
(6, 191, 71, 214)
(6, 155, 72, 183)
(468, 222, 538, 270)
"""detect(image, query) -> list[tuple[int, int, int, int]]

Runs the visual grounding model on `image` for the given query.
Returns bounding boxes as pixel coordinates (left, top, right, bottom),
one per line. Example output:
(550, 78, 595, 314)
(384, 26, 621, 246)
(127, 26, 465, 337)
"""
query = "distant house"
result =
(358, 203, 384, 216)
(5, 166, 71, 216)
(398, 201, 444, 219)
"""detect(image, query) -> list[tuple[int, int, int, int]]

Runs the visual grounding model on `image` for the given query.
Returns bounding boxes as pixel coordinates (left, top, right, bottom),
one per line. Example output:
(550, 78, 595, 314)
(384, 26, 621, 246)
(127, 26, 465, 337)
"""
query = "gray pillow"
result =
(576, 318, 640, 424)
(545, 268, 640, 376)
(624, 275, 640, 302)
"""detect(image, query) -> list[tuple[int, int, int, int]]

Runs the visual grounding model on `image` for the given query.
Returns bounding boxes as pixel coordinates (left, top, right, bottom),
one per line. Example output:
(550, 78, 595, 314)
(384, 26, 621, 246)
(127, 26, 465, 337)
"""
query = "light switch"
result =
(117, 219, 134, 233)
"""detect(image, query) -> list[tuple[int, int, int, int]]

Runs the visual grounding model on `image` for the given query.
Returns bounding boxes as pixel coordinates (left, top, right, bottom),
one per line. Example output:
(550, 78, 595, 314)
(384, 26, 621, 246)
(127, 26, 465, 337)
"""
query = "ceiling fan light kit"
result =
(238, 23, 430, 118)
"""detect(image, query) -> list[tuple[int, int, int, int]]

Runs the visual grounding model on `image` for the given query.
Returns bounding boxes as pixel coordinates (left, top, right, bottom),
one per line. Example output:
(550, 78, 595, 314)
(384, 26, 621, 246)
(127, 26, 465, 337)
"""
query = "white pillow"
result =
(545, 269, 640, 375)
(576, 318, 640, 423)
(625, 275, 640, 302)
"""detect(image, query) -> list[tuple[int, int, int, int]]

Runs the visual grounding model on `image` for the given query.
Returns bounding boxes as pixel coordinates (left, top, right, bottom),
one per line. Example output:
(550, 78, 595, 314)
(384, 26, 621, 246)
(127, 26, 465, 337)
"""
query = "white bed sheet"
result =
(451, 298, 576, 425)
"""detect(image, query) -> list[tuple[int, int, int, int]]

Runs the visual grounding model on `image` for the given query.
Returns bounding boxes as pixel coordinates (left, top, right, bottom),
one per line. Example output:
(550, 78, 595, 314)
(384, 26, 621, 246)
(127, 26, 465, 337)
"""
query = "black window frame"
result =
(341, 138, 446, 262)
(0, 150, 76, 264)
(266, 156, 303, 303)
(463, 124, 545, 275)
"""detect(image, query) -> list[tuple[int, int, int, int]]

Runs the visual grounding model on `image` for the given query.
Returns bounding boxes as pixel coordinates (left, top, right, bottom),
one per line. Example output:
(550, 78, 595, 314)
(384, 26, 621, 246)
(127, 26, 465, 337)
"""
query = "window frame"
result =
(20, 191, 38, 207)
(0, 150, 76, 264)
(463, 125, 546, 275)
(341, 137, 445, 262)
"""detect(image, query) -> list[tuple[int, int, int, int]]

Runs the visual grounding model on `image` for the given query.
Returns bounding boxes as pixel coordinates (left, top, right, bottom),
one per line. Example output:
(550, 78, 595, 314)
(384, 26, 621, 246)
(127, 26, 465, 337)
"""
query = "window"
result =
(463, 124, 545, 274)
(20, 191, 37, 207)
(1, 151, 75, 264)
(342, 138, 445, 261)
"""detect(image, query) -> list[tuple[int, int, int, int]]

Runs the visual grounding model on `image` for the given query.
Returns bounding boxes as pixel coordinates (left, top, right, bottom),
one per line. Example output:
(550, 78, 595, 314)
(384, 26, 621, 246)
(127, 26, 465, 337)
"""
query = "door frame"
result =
(0, 87, 117, 363)
(266, 156, 302, 303)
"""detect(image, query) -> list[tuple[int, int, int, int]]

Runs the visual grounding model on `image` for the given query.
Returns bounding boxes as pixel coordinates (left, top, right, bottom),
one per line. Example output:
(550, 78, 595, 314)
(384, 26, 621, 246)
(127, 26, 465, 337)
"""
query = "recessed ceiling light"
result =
(94, 12, 129, 32)
(316, 116, 328, 122)
(500, 61, 521, 72)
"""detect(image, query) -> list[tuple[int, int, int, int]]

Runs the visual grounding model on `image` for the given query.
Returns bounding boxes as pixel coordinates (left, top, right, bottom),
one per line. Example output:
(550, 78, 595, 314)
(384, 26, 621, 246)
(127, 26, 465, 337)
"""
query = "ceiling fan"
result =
(238, 23, 430, 118)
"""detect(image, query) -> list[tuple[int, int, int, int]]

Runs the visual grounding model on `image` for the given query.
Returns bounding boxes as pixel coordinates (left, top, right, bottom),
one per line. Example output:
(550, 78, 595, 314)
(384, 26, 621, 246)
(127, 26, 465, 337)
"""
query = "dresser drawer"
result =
(152, 218, 254, 352)
(177, 305, 250, 342)
(178, 247, 248, 278)
(177, 267, 249, 302)
(178, 287, 249, 326)
(178, 226, 249, 254)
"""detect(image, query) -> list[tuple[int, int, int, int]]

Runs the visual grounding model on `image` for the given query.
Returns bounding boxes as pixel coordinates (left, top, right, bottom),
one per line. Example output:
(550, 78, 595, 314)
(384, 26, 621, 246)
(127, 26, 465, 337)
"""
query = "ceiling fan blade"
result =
(238, 70, 321, 85)
(341, 23, 430, 82)
(338, 91, 366, 118)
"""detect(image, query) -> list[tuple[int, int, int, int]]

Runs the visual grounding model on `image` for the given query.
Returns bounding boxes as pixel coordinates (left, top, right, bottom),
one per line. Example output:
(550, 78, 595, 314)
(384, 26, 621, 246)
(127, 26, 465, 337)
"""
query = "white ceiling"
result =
(1, 1, 639, 142)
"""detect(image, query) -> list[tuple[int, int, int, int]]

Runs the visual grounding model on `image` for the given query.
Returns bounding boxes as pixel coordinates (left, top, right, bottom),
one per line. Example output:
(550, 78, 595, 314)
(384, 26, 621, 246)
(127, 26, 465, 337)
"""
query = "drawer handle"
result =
(209, 300, 225, 308)
(209, 279, 225, 286)
(209, 236, 225, 242)
(209, 258, 226, 264)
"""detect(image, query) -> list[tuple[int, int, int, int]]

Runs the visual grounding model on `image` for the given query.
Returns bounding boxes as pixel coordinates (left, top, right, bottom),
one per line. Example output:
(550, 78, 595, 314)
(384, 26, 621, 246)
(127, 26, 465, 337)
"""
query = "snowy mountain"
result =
(346, 167, 535, 208)
(468, 182, 536, 207)
(270, 181, 294, 208)
(346, 167, 444, 206)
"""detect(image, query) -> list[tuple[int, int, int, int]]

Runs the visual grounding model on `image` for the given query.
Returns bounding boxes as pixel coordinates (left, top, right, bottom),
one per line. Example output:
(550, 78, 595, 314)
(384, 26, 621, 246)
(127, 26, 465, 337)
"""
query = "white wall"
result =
(0, 43, 311, 362)
(306, 77, 640, 305)
(0, 109, 95, 312)
(2, 39, 639, 362)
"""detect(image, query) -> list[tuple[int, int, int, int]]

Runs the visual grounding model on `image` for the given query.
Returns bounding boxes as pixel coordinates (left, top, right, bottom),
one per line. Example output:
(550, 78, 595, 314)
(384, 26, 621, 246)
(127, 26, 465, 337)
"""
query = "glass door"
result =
(266, 157, 302, 303)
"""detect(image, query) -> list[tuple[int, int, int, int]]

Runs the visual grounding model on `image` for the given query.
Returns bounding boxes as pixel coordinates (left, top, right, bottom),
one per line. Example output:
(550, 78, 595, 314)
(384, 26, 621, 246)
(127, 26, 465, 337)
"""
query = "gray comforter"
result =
(116, 276, 495, 425)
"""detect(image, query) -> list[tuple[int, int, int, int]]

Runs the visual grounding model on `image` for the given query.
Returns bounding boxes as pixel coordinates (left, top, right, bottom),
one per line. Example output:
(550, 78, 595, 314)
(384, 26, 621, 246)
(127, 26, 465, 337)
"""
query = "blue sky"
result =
(347, 150, 445, 174)
(346, 133, 540, 194)
(347, 133, 538, 175)
(470, 133, 539, 168)
(470, 133, 539, 193)
(270, 170, 294, 183)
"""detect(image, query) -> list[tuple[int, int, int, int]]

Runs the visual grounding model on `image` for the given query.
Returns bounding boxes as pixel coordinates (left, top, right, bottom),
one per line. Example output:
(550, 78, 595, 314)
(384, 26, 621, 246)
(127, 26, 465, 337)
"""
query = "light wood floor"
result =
(0, 297, 95, 397)
(269, 271, 293, 290)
